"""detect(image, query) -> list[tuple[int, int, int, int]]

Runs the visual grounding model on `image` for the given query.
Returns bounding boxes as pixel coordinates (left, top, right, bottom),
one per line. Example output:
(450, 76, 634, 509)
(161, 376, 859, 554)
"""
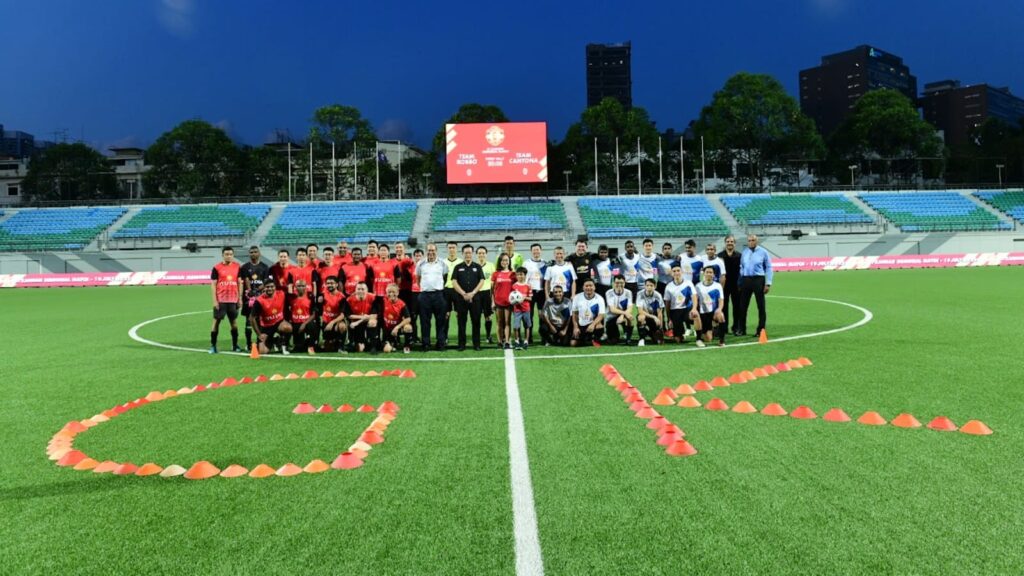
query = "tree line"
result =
(20, 72, 1024, 203)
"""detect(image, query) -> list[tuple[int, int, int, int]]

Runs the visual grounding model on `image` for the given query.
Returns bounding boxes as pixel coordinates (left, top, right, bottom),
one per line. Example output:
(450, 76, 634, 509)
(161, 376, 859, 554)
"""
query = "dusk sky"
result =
(2, 0, 1022, 152)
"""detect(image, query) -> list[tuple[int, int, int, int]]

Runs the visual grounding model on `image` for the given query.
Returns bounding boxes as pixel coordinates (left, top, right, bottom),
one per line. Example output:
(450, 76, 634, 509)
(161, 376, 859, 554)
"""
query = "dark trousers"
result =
(528, 290, 546, 342)
(418, 291, 447, 347)
(453, 292, 482, 348)
(723, 286, 741, 332)
(400, 289, 418, 339)
(739, 276, 767, 335)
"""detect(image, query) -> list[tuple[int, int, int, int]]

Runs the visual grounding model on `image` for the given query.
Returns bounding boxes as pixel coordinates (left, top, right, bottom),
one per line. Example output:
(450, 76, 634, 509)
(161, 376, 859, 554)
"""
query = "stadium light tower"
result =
(848, 164, 858, 189)
(996, 164, 1005, 188)
(563, 169, 572, 192)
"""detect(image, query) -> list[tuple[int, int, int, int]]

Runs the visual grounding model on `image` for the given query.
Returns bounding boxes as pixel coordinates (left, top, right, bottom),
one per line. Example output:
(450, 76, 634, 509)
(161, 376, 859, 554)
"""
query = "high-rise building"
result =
(799, 45, 917, 136)
(586, 42, 632, 109)
(919, 80, 1024, 147)
(0, 124, 37, 159)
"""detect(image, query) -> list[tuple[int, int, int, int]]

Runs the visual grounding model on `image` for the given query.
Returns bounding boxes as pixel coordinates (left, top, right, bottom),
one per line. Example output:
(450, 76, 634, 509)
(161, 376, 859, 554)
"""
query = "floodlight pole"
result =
(996, 163, 1005, 188)
(658, 137, 664, 194)
(398, 140, 403, 200)
(331, 141, 337, 202)
(615, 137, 620, 195)
(353, 142, 358, 198)
(637, 137, 642, 196)
(700, 136, 706, 195)
(375, 141, 380, 201)
(287, 142, 292, 202)
(680, 138, 685, 194)
(593, 137, 599, 195)
(309, 141, 314, 200)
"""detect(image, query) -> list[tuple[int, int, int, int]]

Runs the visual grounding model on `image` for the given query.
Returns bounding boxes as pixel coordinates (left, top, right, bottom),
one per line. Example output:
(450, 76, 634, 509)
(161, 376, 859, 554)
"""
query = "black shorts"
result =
(669, 309, 689, 332)
(348, 321, 376, 343)
(575, 323, 604, 345)
(259, 320, 283, 341)
(214, 303, 239, 320)
(478, 290, 493, 316)
(656, 282, 667, 295)
(382, 324, 408, 345)
(699, 313, 716, 333)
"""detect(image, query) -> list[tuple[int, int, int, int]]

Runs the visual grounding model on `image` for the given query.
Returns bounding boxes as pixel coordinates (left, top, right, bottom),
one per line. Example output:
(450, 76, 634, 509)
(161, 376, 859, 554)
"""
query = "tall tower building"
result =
(586, 42, 632, 109)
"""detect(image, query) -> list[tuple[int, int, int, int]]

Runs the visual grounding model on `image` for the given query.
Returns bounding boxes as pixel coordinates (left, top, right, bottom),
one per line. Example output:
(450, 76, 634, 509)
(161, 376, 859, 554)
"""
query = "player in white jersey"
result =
(618, 240, 641, 295)
(544, 245, 577, 299)
(590, 244, 615, 298)
(637, 238, 658, 285)
(522, 243, 548, 344)
(635, 278, 666, 345)
(654, 242, 677, 295)
(604, 276, 634, 345)
(570, 279, 607, 347)
(694, 266, 726, 348)
(679, 239, 704, 285)
(663, 263, 697, 344)
(700, 242, 727, 285)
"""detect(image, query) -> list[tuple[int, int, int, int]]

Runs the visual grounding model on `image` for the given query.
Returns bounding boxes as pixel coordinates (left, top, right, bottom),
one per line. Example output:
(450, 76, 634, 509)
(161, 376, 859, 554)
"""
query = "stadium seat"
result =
(578, 196, 729, 238)
(858, 192, 1011, 232)
(721, 194, 873, 226)
(263, 201, 418, 245)
(430, 199, 566, 232)
(974, 190, 1024, 225)
(0, 207, 126, 251)
(112, 204, 270, 239)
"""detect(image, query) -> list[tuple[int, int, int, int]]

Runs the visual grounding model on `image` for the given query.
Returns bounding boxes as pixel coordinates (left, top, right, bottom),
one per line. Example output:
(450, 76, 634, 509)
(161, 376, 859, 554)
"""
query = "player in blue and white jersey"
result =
(700, 242, 727, 285)
(654, 242, 677, 295)
(522, 243, 548, 344)
(663, 263, 697, 344)
(637, 238, 658, 286)
(544, 246, 577, 300)
(635, 278, 666, 345)
(590, 244, 615, 298)
(679, 239, 704, 285)
(604, 276, 634, 345)
(570, 279, 607, 347)
(694, 266, 725, 348)
(618, 240, 641, 295)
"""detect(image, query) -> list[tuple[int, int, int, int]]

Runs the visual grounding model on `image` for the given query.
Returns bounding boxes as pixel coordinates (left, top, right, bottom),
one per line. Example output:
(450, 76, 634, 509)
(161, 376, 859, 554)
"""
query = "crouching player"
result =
(320, 276, 347, 352)
(288, 280, 318, 355)
(604, 275, 634, 345)
(539, 285, 571, 346)
(251, 282, 292, 355)
(570, 279, 607, 347)
(663, 263, 697, 344)
(695, 267, 726, 348)
(635, 278, 665, 345)
(345, 282, 379, 353)
(381, 284, 413, 354)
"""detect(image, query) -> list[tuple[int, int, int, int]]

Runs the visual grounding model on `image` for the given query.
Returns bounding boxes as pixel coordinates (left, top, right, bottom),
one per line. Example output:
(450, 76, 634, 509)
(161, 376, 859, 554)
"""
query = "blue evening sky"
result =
(1, 0, 1021, 151)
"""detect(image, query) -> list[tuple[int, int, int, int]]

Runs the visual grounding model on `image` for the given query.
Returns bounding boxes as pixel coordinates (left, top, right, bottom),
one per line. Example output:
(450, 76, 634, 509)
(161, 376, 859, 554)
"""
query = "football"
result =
(508, 290, 526, 305)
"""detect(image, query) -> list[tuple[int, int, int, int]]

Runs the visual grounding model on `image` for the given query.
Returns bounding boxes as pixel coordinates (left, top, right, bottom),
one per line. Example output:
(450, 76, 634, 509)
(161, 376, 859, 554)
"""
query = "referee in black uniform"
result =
(718, 235, 742, 336)
(451, 244, 485, 351)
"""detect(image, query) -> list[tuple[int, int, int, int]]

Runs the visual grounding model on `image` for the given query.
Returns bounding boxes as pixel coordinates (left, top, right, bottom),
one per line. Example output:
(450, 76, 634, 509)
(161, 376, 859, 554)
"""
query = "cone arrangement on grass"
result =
(599, 365, 698, 458)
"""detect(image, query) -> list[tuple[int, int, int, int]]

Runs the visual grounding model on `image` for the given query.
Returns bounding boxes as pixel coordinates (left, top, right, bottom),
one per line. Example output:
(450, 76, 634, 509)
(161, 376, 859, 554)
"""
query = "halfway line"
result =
(504, 348, 545, 576)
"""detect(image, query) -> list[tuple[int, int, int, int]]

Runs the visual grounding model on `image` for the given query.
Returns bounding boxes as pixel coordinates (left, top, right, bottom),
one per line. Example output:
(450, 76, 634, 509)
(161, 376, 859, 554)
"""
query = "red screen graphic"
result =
(445, 122, 548, 184)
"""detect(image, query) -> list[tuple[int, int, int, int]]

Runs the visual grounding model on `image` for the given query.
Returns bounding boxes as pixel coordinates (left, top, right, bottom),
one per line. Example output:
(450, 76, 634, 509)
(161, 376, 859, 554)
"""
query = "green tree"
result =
(144, 120, 243, 198)
(828, 89, 944, 184)
(558, 97, 661, 191)
(21, 143, 118, 203)
(309, 104, 377, 153)
(241, 145, 287, 197)
(694, 72, 824, 190)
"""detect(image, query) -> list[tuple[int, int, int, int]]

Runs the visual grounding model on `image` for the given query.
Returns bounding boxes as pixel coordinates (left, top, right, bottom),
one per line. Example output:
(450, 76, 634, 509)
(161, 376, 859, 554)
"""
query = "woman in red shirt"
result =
(491, 253, 516, 350)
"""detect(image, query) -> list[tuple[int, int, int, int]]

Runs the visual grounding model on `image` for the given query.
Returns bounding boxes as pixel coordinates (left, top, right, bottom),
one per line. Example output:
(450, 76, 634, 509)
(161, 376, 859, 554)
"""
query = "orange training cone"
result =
(705, 398, 729, 411)
(250, 344, 260, 359)
(926, 416, 957, 431)
(728, 373, 747, 384)
(694, 380, 714, 392)
(761, 403, 787, 416)
(184, 461, 221, 480)
(135, 463, 163, 476)
(652, 391, 676, 406)
(675, 384, 696, 395)
(658, 423, 683, 437)
(891, 413, 922, 429)
(357, 404, 376, 413)
(159, 464, 187, 477)
(629, 401, 649, 412)
(302, 370, 319, 379)
(92, 461, 119, 474)
(823, 408, 851, 422)
(741, 370, 757, 381)
(276, 463, 304, 477)
(379, 401, 400, 413)
(304, 459, 330, 474)
(678, 396, 702, 408)
(635, 407, 660, 419)
(657, 431, 684, 446)
(360, 430, 385, 444)
(220, 465, 249, 478)
(959, 420, 993, 436)
(331, 452, 364, 469)
(711, 376, 730, 388)
(73, 458, 99, 471)
(338, 404, 355, 413)
(113, 462, 138, 475)
(320, 371, 334, 378)
(790, 405, 817, 419)
(665, 439, 698, 457)
(763, 364, 779, 375)
(798, 357, 813, 366)
(646, 415, 669, 430)
(732, 401, 758, 414)
(316, 404, 334, 414)
(758, 329, 768, 344)
(857, 411, 887, 426)
(786, 359, 802, 369)
(293, 402, 315, 414)
(399, 370, 416, 378)
(248, 464, 276, 478)
(56, 450, 88, 467)
(775, 362, 791, 372)
(752, 367, 770, 378)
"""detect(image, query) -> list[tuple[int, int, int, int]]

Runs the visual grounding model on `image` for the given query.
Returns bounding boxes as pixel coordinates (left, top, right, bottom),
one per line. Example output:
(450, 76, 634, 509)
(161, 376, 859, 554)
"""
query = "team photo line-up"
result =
(208, 234, 773, 355)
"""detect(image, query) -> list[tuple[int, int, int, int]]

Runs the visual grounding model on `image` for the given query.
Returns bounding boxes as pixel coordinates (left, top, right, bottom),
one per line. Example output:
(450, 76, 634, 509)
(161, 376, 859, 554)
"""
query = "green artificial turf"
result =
(1, 267, 1023, 574)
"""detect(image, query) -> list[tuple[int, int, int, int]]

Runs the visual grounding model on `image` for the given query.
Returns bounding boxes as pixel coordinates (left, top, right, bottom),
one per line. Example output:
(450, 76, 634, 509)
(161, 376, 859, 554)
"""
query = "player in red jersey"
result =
(345, 282, 380, 353)
(269, 249, 293, 292)
(364, 240, 380, 267)
(317, 247, 341, 296)
(381, 283, 413, 354)
(340, 247, 370, 296)
(288, 279, 318, 355)
(250, 282, 292, 355)
(394, 242, 418, 341)
(491, 253, 516, 349)
(209, 246, 243, 354)
(306, 243, 321, 268)
(319, 276, 347, 352)
(511, 267, 533, 350)
(370, 244, 401, 297)
(287, 248, 317, 296)
(335, 241, 353, 266)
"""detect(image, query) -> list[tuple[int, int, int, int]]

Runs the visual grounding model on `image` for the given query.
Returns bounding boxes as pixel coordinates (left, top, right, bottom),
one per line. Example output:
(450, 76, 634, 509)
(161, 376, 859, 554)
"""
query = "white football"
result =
(508, 290, 526, 305)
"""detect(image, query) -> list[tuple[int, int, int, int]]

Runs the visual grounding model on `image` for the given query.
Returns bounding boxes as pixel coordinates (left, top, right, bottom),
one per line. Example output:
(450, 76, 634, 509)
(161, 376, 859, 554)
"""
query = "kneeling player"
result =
(288, 280, 318, 355)
(695, 267, 726, 348)
(604, 276, 634, 345)
(345, 282, 379, 353)
(319, 276, 347, 352)
(381, 284, 413, 353)
(663, 263, 697, 344)
(251, 282, 292, 354)
(570, 279, 607, 347)
(635, 278, 666, 345)
(539, 285, 571, 346)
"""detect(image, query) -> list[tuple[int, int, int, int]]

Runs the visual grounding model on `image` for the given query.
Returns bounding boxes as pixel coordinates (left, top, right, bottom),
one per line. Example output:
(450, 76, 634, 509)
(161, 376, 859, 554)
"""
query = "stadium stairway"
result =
(90, 207, 141, 250)
(560, 198, 586, 240)
(963, 190, 1016, 226)
(249, 204, 287, 246)
(708, 196, 744, 237)
(411, 199, 435, 243)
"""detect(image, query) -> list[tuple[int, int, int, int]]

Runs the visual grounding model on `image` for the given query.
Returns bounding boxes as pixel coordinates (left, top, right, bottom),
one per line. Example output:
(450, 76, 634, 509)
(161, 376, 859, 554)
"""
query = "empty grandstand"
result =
(859, 192, 1011, 232)
(430, 199, 566, 233)
(721, 193, 877, 233)
(262, 201, 417, 246)
(578, 196, 729, 238)
(0, 207, 126, 251)
(111, 204, 270, 247)
(974, 190, 1024, 226)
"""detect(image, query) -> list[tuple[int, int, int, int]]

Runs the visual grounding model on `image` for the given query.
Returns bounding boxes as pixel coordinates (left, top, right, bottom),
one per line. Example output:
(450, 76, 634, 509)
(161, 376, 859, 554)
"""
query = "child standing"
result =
(511, 267, 533, 350)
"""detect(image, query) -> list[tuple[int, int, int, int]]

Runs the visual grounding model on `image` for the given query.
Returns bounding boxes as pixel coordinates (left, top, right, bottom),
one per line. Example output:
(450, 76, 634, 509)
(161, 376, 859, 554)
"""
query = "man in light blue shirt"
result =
(738, 234, 773, 337)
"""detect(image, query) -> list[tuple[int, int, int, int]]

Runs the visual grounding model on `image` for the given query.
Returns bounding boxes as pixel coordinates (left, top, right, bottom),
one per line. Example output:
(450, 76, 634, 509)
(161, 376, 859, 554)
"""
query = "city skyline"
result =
(2, 0, 1023, 152)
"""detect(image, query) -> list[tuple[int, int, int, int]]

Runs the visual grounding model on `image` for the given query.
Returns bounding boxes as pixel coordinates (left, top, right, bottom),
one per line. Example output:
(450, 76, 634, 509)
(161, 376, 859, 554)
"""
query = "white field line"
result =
(504, 348, 545, 576)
